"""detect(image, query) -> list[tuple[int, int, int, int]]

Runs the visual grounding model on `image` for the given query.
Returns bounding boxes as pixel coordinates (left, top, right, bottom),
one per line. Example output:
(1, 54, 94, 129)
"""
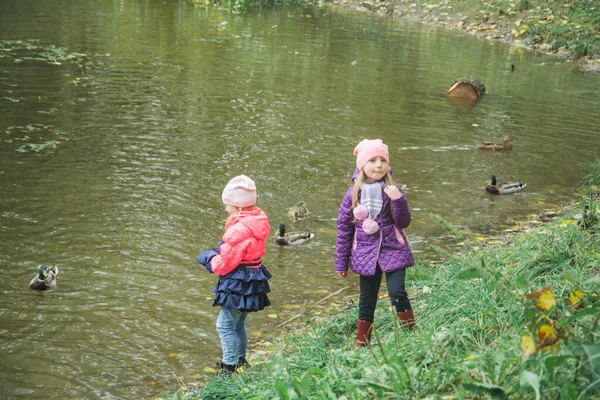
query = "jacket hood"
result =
(234, 208, 270, 240)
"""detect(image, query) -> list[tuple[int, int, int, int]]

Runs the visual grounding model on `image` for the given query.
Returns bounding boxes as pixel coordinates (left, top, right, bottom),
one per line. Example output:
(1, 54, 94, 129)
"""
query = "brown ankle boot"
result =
(356, 320, 373, 347)
(397, 309, 415, 330)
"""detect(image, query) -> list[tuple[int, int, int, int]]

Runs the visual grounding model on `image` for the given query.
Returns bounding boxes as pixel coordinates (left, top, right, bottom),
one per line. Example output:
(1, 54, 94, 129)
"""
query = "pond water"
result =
(1, 0, 599, 398)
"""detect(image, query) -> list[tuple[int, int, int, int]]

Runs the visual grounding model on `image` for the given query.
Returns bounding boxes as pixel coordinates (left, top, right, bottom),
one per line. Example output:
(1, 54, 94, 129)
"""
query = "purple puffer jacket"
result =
(335, 183, 414, 276)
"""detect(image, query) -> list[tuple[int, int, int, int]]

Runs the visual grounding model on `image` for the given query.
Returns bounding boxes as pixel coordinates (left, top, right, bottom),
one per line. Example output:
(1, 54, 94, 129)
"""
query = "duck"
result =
(287, 201, 309, 221)
(29, 265, 59, 291)
(478, 136, 513, 151)
(274, 223, 314, 246)
(486, 175, 526, 195)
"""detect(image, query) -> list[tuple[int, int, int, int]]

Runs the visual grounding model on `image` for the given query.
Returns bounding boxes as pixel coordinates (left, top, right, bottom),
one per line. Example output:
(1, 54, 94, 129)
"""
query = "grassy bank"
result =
(162, 161, 600, 399)
(190, 0, 599, 70)
(336, 0, 600, 71)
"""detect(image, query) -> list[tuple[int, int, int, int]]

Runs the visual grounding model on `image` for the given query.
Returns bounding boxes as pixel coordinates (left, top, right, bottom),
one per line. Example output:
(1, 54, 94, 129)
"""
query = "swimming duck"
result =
(287, 201, 309, 221)
(274, 223, 314, 246)
(478, 136, 513, 151)
(29, 265, 59, 291)
(486, 175, 526, 195)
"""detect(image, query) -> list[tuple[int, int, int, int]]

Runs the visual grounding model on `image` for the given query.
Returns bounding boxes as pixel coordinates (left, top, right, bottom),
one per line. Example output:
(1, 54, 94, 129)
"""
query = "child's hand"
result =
(337, 271, 348, 279)
(384, 185, 403, 200)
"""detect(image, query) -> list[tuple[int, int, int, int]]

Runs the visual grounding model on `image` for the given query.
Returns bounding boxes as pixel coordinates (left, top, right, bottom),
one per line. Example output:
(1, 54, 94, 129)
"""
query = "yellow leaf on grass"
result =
(515, 19, 522, 26)
(267, 314, 278, 319)
(525, 286, 556, 312)
(203, 367, 217, 373)
(569, 289, 585, 307)
(521, 335, 536, 361)
(250, 331, 262, 337)
(282, 304, 302, 310)
(536, 324, 558, 353)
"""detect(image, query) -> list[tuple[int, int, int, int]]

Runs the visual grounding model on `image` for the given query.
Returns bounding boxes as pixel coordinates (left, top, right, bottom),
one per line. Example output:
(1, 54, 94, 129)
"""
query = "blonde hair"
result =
(224, 205, 256, 230)
(351, 169, 395, 209)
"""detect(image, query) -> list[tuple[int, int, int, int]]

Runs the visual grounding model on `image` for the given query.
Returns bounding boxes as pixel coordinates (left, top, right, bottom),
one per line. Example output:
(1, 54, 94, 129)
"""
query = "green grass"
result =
(430, 0, 600, 60)
(161, 160, 600, 399)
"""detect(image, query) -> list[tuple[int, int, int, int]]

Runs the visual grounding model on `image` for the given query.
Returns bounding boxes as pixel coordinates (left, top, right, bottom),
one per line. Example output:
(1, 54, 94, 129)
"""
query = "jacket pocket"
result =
(381, 225, 407, 250)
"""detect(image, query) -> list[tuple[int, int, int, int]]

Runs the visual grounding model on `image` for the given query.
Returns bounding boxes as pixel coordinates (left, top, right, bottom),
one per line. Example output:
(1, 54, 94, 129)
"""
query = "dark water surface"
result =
(1, 0, 599, 398)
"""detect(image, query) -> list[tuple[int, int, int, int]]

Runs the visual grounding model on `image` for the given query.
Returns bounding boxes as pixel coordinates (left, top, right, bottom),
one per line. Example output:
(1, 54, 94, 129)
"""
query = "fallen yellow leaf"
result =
(569, 288, 585, 307)
(203, 367, 217, 373)
(267, 314, 278, 319)
(536, 324, 558, 353)
(521, 335, 536, 361)
(525, 286, 556, 312)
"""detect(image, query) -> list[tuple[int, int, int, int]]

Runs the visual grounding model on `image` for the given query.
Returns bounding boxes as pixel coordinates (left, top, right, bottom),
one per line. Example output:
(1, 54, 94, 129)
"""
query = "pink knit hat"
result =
(222, 175, 257, 208)
(354, 139, 389, 170)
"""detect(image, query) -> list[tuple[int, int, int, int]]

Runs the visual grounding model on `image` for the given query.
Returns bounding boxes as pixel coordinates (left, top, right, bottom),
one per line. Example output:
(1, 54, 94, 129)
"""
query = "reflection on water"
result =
(1, 0, 599, 398)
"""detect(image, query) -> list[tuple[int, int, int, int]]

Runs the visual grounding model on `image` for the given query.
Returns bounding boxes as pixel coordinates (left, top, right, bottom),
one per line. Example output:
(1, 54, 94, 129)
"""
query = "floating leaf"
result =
(521, 335, 536, 362)
(536, 324, 558, 353)
(569, 289, 585, 307)
(525, 287, 555, 312)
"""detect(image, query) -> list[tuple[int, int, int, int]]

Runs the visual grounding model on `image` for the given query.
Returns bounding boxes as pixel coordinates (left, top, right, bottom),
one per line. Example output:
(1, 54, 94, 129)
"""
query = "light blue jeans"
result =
(216, 307, 248, 365)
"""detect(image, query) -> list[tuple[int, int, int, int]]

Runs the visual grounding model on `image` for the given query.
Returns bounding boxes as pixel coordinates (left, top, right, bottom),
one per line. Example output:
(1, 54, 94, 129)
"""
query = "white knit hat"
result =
(222, 175, 257, 207)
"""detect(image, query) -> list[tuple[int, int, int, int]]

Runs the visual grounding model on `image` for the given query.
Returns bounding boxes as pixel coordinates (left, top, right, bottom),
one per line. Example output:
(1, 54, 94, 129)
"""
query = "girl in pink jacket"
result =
(197, 175, 272, 374)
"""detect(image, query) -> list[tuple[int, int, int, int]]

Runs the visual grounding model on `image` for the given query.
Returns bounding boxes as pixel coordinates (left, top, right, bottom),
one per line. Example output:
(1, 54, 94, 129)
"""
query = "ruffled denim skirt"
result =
(212, 264, 271, 312)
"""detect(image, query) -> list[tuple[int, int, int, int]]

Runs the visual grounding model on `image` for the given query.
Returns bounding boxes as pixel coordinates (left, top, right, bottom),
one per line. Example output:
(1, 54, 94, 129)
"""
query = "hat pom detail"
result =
(353, 204, 369, 220)
(362, 218, 379, 235)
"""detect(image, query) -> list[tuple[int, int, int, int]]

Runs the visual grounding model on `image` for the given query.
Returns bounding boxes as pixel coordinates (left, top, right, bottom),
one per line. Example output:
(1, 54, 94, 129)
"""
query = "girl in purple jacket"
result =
(335, 139, 415, 347)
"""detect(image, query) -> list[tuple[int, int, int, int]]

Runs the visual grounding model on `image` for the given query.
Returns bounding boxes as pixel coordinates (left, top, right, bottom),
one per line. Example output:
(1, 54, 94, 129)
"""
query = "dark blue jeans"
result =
(358, 265, 411, 323)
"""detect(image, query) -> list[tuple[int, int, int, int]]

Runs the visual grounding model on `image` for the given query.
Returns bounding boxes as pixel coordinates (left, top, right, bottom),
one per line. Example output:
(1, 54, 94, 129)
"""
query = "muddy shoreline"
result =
(329, 0, 600, 73)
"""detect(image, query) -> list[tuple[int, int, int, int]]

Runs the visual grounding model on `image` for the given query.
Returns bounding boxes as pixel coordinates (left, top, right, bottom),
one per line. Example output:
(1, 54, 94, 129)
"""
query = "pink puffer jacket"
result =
(210, 208, 271, 276)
